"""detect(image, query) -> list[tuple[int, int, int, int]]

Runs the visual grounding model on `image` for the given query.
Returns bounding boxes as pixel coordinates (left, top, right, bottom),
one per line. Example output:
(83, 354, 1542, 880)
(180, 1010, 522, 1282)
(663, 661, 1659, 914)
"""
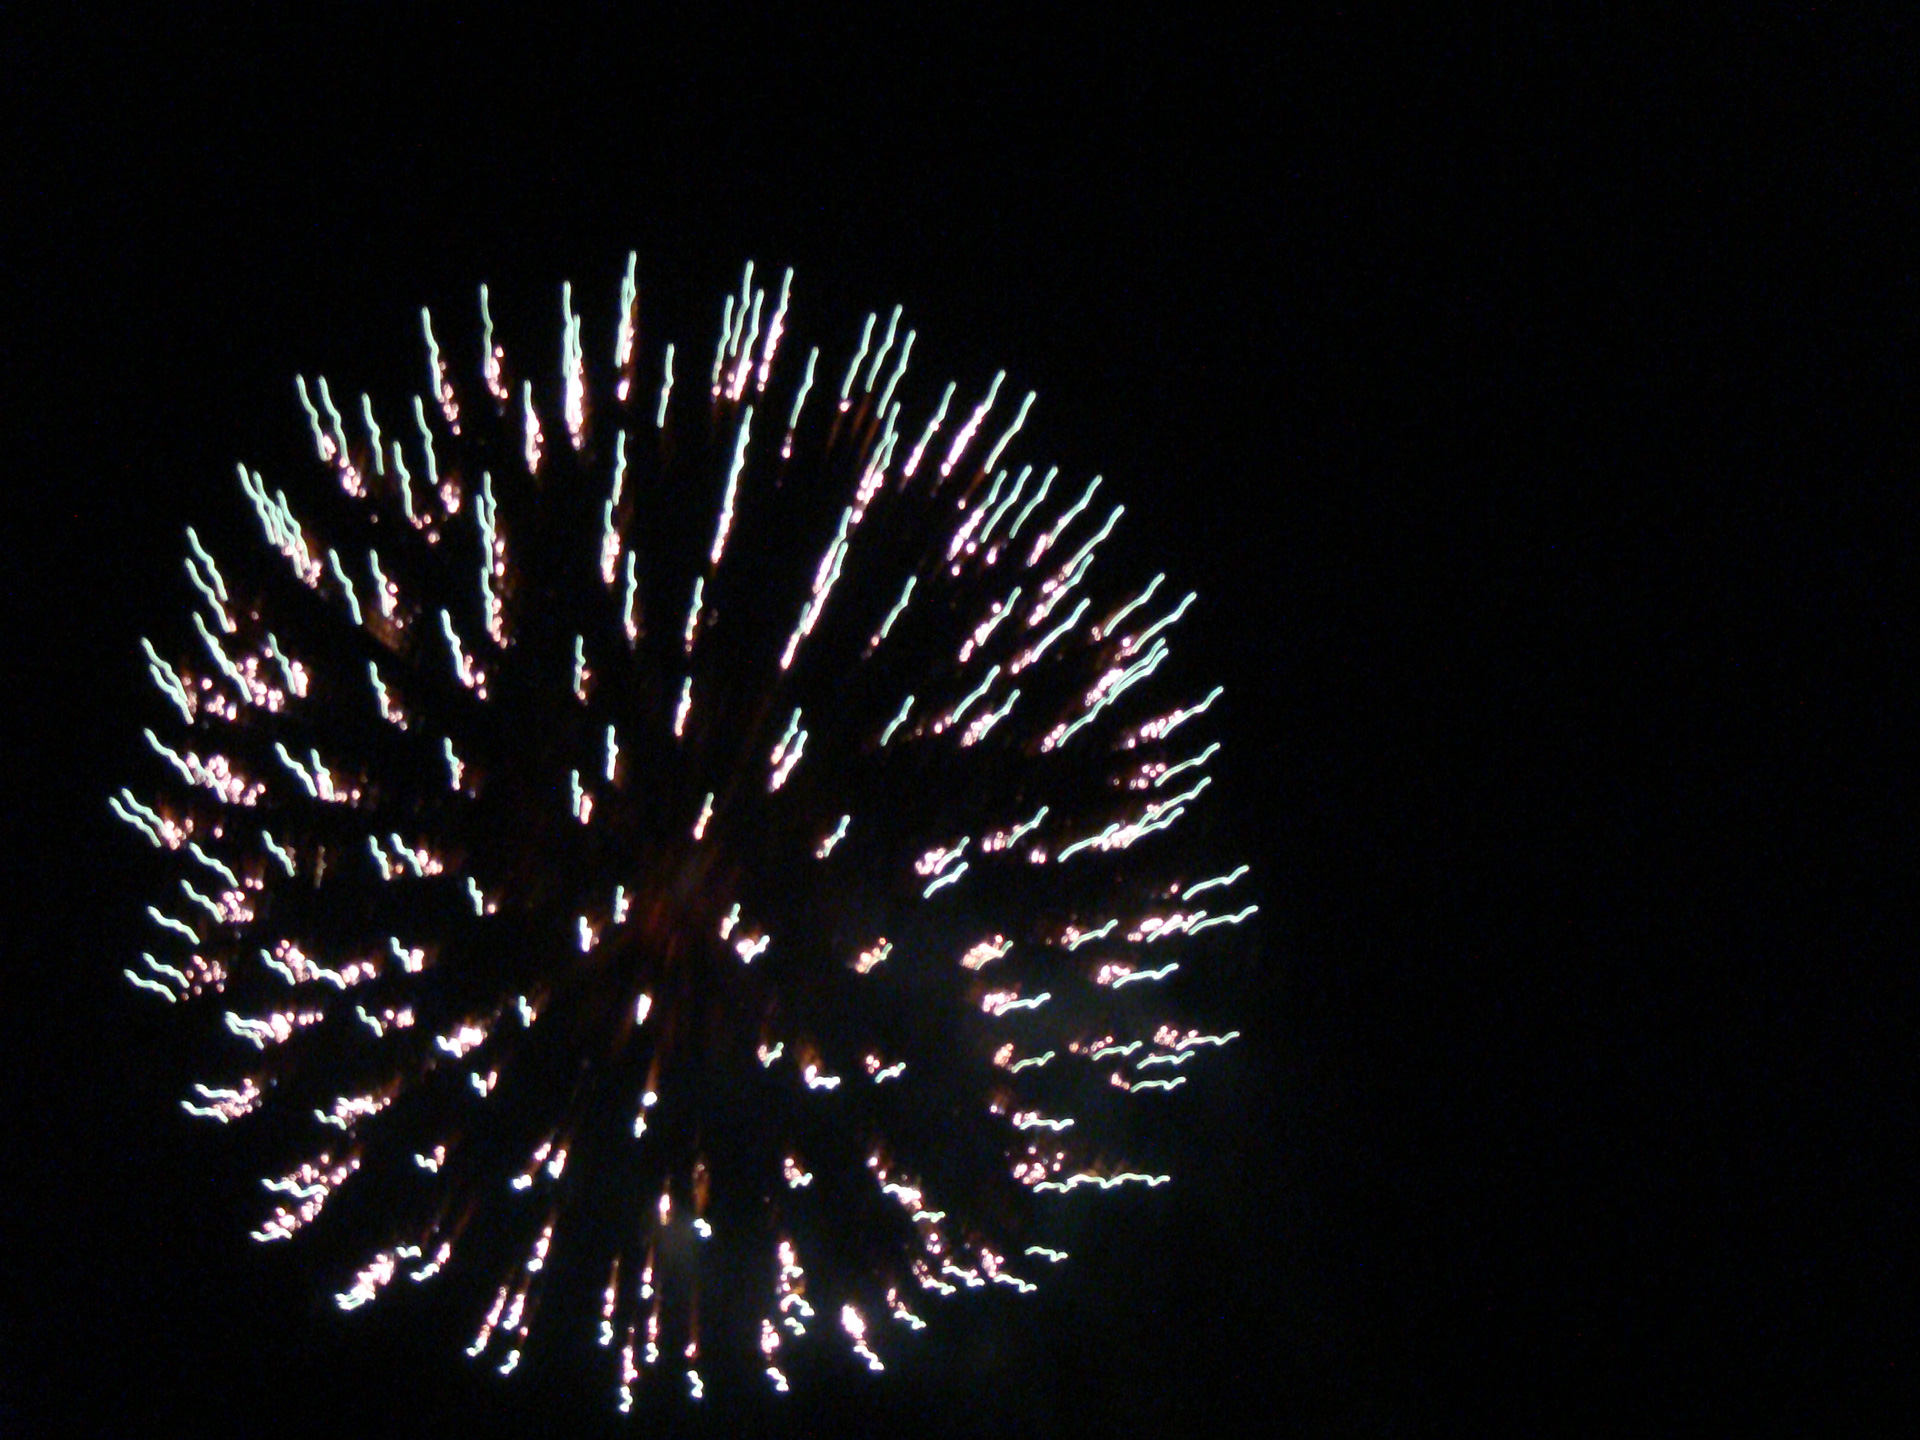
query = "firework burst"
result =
(114, 255, 1254, 1407)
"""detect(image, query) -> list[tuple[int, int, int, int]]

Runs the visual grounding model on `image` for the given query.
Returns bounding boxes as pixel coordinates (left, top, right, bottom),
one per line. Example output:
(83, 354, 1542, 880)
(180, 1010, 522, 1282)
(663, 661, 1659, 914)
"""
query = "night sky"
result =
(5, 9, 1911, 1436)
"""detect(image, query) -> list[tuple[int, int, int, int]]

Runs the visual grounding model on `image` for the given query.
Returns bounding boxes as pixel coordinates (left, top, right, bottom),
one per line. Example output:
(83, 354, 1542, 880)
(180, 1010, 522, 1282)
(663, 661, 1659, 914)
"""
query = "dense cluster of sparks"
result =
(115, 256, 1253, 1407)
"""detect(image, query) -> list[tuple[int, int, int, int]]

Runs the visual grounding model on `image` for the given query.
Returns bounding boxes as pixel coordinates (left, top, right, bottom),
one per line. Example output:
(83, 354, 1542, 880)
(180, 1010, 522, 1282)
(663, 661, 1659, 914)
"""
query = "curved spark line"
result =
(114, 256, 1253, 1407)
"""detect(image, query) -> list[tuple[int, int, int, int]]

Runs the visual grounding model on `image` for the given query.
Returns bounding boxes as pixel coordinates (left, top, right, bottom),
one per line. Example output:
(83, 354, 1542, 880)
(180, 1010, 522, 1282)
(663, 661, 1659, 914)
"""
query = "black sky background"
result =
(4, 8, 1913, 1437)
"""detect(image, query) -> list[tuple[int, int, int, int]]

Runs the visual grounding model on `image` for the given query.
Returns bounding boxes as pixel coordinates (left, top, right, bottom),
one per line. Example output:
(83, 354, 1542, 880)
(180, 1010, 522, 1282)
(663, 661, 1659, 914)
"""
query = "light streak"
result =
(1095, 572, 1163, 641)
(983, 805, 1049, 853)
(614, 253, 639, 383)
(315, 1090, 393, 1130)
(1183, 864, 1249, 899)
(146, 906, 199, 945)
(1111, 962, 1180, 989)
(1183, 903, 1258, 932)
(876, 329, 914, 418)
(982, 990, 1050, 1016)
(1011, 1111, 1074, 1132)
(125, 970, 177, 1001)
(622, 550, 641, 643)
(879, 695, 914, 746)
(656, 342, 675, 428)
(959, 935, 1012, 970)
(181, 1079, 261, 1122)
(979, 390, 1036, 479)
(1136, 1050, 1196, 1069)
(1032, 1171, 1170, 1194)
(1119, 589, 1197, 659)
(1061, 920, 1117, 950)
(238, 464, 323, 585)
(933, 664, 1001, 734)
(1117, 1075, 1188, 1094)
(1030, 504, 1123, 629)
(780, 506, 853, 670)
(709, 406, 752, 566)
(838, 313, 875, 408)
(941, 371, 1004, 478)
(1011, 596, 1088, 673)
(784, 347, 818, 450)
(601, 434, 628, 585)
(137, 642, 193, 724)
(768, 708, 807, 792)
(336, 1249, 406, 1311)
(356, 1004, 413, 1036)
(422, 308, 458, 430)
(842, 1304, 885, 1372)
(561, 281, 587, 446)
(957, 586, 1021, 660)
(922, 862, 968, 898)
(480, 285, 509, 402)
(439, 610, 485, 697)
(815, 814, 850, 858)
(1150, 743, 1221, 792)
(184, 529, 235, 631)
(758, 269, 792, 392)
(1029, 474, 1101, 566)
(1121, 685, 1224, 748)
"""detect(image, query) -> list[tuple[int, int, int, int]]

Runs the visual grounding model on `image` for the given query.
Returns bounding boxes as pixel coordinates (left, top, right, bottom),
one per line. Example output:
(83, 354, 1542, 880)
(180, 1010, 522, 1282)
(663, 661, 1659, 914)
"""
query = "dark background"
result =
(3, 8, 1912, 1436)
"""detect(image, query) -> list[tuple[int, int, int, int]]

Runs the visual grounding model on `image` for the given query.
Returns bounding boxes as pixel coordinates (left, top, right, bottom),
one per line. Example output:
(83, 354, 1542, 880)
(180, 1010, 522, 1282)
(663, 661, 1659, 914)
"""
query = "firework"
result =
(114, 255, 1254, 1406)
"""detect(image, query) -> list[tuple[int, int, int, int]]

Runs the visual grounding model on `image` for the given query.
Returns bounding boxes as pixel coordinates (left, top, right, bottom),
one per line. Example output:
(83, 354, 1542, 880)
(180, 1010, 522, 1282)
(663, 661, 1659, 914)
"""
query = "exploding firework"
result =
(114, 256, 1254, 1407)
